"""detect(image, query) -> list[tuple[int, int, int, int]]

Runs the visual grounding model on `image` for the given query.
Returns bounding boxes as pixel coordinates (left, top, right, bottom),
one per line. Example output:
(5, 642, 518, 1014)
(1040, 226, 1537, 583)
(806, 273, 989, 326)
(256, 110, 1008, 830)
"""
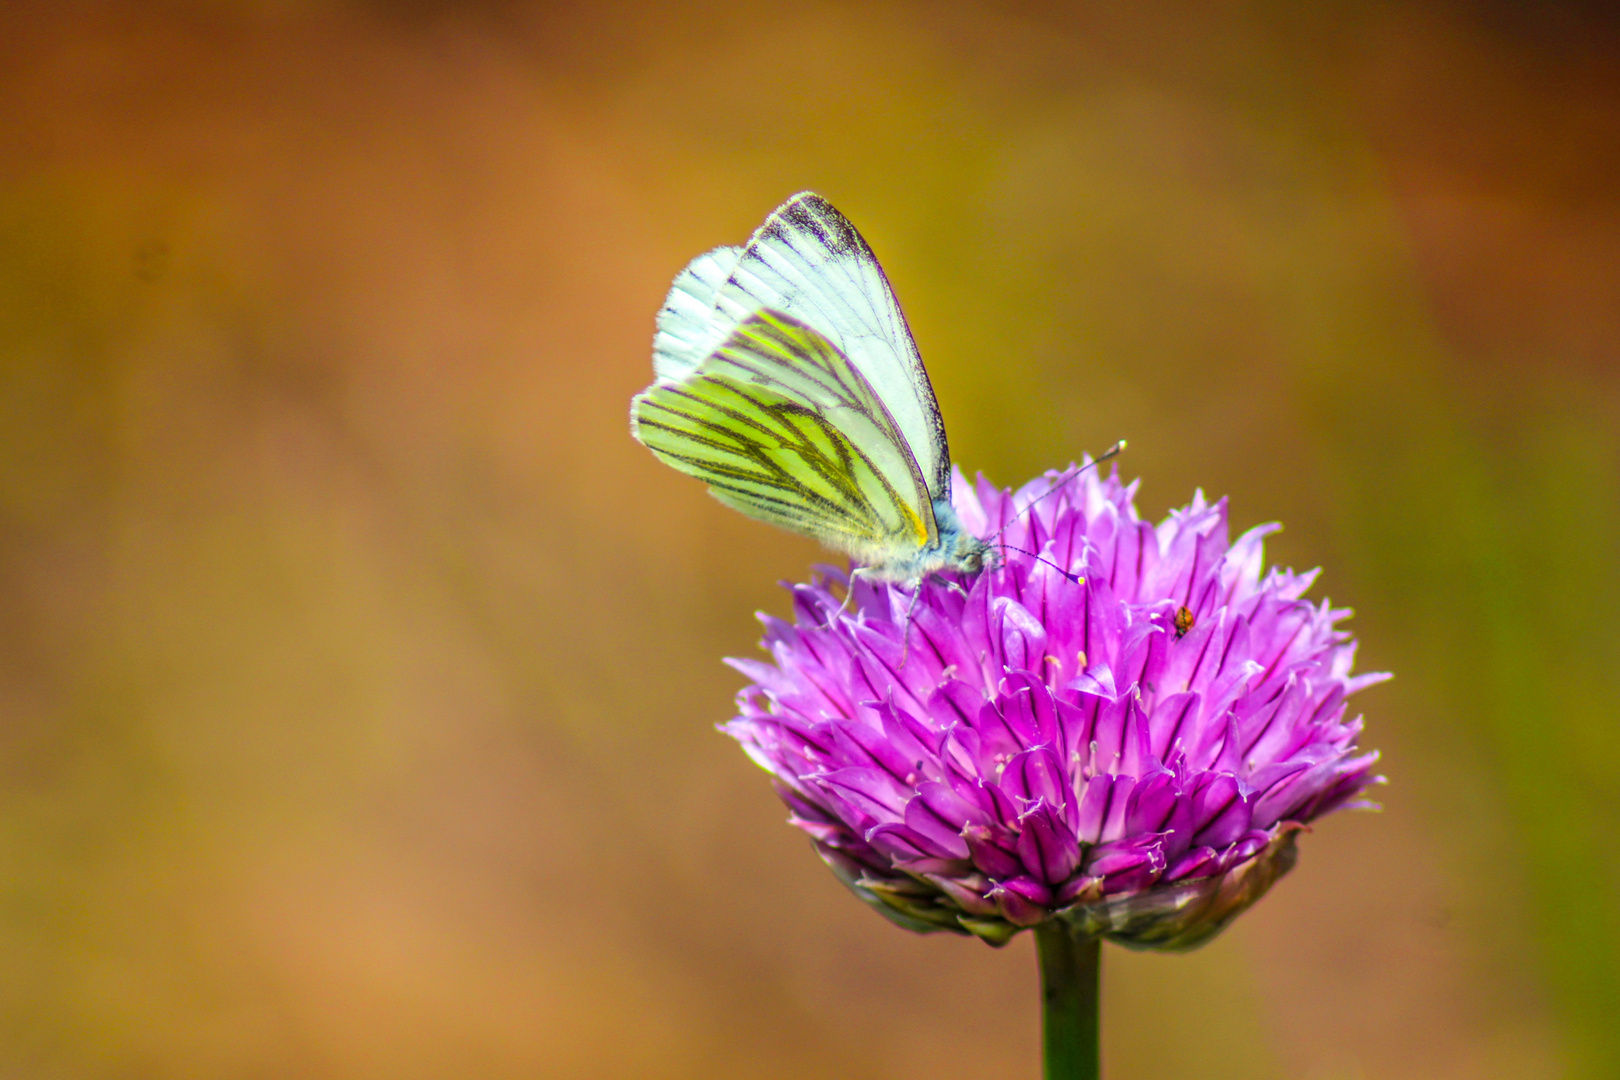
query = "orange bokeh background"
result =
(3, 3, 1618, 1077)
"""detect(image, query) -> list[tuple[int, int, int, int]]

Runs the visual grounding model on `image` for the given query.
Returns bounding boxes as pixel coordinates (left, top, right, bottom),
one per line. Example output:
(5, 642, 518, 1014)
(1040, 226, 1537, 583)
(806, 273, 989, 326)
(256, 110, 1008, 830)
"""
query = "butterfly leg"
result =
(898, 580, 927, 669)
(826, 566, 870, 628)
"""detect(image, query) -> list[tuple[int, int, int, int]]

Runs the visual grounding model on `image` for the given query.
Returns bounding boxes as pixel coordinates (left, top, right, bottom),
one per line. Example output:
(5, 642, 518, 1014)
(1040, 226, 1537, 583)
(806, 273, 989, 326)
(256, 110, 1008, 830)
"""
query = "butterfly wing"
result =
(652, 245, 741, 381)
(649, 192, 951, 500)
(633, 309, 937, 562)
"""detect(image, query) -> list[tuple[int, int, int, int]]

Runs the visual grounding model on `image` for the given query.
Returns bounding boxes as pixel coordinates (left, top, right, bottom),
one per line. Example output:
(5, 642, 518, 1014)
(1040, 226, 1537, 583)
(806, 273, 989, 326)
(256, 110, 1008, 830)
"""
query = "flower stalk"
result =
(1036, 923, 1101, 1080)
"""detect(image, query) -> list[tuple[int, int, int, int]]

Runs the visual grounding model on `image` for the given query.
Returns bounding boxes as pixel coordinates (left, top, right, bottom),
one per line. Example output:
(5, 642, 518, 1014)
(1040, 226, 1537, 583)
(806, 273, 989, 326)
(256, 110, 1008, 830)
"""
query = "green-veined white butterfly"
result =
(630, 192, 994, 587)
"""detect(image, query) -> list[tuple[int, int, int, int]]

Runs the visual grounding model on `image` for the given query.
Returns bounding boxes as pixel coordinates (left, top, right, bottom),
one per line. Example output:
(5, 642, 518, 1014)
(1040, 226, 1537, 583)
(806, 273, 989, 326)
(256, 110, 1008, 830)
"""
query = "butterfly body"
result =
(631, 193, 992, 586)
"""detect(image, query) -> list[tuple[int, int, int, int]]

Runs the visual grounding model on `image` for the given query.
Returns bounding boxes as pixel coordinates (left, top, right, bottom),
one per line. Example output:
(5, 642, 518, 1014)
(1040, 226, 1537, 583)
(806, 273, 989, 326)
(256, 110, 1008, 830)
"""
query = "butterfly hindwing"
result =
(633, 309, 937, 561)
(652, 245, 741, 382)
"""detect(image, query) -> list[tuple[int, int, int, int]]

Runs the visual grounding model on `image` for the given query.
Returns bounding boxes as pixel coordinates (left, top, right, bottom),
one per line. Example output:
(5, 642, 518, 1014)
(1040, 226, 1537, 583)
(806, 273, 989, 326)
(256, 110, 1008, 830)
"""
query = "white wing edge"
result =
(651, 245, 742, 382)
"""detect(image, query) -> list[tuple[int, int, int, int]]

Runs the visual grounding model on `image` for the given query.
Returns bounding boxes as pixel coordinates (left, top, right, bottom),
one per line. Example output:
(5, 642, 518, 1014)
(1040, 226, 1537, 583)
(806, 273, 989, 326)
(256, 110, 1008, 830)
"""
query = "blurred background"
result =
(2, 2, 1617, 1077)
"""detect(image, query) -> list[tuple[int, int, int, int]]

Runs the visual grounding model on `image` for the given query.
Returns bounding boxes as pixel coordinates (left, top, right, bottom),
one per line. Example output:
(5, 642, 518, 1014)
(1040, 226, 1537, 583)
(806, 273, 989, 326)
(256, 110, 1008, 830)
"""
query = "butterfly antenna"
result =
(989, 440, 1126, 548)
(998, 545, 1086, 585)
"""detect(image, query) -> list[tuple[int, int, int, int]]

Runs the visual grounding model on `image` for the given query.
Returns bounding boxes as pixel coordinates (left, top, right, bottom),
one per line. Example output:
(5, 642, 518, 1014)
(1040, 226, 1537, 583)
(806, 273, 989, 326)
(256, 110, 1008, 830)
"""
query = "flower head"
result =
(725, 463, 1385, 949)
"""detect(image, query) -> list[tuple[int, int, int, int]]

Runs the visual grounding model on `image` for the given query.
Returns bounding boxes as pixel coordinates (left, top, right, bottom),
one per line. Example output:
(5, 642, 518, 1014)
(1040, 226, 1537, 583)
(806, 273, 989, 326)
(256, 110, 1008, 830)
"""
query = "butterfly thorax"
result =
(861, 498, 994, 585)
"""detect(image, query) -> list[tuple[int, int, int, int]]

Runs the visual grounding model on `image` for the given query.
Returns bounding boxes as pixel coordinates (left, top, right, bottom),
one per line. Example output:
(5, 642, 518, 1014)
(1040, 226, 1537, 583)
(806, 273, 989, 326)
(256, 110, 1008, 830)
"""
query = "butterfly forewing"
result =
(707, 194, 952, 499)
(633, 310, 937, 561)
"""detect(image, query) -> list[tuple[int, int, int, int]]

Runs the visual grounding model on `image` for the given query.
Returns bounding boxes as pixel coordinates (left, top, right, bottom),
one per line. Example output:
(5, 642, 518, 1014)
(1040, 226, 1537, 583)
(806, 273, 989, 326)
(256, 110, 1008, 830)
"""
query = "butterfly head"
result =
(931, 499, 997, 576)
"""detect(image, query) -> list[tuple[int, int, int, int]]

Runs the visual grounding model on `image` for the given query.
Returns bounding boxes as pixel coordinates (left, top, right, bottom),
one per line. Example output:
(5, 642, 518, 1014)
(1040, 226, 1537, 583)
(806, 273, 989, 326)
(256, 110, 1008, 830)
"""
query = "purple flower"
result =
(724, 463, 1386, 949)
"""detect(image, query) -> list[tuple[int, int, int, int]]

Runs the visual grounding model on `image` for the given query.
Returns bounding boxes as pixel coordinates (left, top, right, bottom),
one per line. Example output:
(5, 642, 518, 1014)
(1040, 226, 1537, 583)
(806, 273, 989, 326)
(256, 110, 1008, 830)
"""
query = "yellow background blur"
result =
(3, 3, 1617, 1077)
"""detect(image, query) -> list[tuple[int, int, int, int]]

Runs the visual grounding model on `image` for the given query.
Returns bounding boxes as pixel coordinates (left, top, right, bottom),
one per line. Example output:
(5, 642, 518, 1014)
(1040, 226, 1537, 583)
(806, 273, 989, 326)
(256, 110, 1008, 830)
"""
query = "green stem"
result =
(1035, 922, 1101, 1080)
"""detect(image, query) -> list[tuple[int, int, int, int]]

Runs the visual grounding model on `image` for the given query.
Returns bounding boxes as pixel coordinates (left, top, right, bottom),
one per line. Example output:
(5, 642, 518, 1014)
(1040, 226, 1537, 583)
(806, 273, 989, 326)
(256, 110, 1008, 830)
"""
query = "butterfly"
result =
(629, 192, 994, 590)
